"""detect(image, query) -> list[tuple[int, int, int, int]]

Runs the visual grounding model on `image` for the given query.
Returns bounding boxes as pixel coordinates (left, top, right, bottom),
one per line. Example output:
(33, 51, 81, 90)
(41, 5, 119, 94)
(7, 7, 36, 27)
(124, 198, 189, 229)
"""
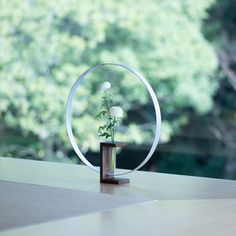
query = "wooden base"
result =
(100, 142, 129, 185)
(100, 177, 130, 185)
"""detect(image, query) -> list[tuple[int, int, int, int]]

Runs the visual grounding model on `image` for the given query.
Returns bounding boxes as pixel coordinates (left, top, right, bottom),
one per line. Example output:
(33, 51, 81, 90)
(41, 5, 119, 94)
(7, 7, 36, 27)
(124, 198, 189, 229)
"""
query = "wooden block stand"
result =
(100, 142, 129, 185)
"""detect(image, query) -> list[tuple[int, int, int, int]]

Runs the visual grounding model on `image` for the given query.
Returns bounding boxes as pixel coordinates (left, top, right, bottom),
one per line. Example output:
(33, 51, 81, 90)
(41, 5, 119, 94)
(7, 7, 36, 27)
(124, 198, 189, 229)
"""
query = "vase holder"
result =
(100, 142, 130, 184)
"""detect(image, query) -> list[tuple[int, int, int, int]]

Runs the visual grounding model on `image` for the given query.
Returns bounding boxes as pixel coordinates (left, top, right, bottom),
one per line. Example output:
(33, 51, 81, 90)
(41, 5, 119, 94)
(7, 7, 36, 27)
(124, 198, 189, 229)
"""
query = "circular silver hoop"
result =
(66, 63, 161, 176)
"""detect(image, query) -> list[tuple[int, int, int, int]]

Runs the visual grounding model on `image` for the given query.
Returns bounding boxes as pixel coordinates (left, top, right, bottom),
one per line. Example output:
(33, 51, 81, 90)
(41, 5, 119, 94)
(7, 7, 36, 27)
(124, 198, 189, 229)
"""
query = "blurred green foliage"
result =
(0, 0, 218, 161)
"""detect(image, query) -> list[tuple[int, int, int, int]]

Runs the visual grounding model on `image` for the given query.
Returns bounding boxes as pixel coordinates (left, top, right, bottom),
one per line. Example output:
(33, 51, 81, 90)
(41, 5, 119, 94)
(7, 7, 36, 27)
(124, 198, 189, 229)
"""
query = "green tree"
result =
(0, 0, 217, 161)
(203, 0, 236, 179)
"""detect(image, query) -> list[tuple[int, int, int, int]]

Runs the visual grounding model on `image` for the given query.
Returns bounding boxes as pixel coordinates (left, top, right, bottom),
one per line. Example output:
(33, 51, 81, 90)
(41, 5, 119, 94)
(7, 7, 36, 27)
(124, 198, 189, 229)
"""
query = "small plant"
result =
(95, 81, 123, 143)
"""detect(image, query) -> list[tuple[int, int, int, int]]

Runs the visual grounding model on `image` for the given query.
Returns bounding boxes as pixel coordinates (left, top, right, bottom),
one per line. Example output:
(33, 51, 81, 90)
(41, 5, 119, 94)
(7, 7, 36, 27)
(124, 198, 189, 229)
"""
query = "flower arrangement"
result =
(96, 81, 123, 143)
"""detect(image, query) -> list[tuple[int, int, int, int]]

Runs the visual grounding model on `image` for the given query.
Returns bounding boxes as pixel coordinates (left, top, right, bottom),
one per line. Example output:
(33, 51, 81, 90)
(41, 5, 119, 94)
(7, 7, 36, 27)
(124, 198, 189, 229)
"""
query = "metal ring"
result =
(66, 63, 161, 176)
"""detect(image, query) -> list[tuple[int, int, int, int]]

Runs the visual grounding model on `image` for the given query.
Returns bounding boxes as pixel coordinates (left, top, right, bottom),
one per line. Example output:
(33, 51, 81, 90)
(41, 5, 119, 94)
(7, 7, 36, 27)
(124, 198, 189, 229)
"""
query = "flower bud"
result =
(100, 81, 111, 92)
(110, 106, 123, 118)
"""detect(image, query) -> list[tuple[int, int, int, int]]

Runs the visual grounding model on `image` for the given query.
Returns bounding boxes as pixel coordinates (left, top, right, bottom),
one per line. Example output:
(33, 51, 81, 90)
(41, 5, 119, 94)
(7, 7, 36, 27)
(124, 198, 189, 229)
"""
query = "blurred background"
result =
(0, 0, 235, 179)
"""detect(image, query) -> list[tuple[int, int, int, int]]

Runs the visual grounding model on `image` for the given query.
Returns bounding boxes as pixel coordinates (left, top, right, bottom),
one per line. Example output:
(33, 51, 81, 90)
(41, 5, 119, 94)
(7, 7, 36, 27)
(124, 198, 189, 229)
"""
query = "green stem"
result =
(104, 91, 115, 143)
(104, 90, 110, 112)
(111, 128, 115, 143)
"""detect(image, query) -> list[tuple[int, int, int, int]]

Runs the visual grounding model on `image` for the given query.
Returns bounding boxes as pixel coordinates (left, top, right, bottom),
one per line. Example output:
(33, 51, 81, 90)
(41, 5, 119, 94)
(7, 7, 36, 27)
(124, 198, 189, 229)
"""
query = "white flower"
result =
(109, 106, 123, 118)
(100, 81, 111, 92)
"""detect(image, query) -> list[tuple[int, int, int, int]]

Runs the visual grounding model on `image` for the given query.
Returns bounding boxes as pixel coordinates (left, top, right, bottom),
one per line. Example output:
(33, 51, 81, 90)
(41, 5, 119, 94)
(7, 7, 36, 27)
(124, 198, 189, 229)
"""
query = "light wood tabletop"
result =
(0, 157, 236, 235)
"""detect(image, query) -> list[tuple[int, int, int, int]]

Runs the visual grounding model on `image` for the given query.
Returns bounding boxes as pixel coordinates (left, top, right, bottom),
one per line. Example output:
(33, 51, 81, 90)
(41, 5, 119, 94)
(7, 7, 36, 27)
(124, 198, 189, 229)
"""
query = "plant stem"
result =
(111, 129, 115, 143)
(104, 91, 111, 112)
(104, 91, 115, 143)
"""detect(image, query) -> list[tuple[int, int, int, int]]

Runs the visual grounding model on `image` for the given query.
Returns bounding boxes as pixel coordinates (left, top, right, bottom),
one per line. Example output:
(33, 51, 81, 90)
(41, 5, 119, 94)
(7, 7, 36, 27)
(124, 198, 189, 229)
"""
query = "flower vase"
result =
(100, 142, 129, 184)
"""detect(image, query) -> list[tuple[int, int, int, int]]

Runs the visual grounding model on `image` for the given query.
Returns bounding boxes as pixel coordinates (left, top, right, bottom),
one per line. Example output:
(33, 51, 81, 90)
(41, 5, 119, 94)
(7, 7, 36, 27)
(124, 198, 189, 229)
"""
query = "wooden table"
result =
(0, 157, 236, 235)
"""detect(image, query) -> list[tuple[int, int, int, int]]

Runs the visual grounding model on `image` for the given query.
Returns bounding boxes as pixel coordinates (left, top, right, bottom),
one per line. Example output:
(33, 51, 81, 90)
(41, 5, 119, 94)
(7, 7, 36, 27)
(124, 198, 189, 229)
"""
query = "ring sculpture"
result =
(66, 63, 161, 176)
